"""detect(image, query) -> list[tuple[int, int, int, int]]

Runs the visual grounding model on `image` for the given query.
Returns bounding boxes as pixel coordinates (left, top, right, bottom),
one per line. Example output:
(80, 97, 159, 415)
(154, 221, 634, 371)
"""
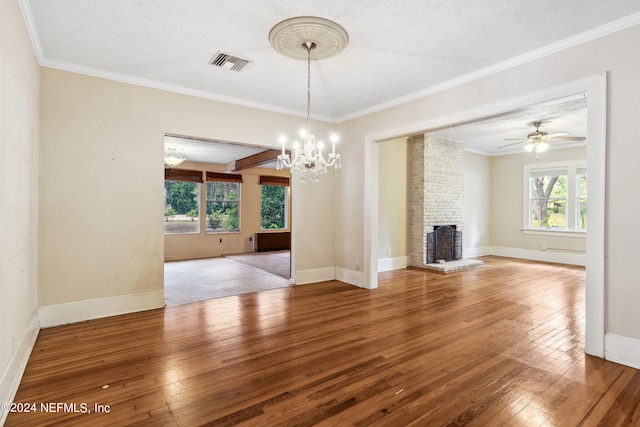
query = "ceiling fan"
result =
(498, 121, 586, 153)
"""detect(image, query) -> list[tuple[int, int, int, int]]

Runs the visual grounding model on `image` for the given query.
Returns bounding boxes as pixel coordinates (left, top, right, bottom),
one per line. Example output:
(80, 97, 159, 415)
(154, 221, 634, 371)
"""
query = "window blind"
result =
(259, 175, 290, 186)
(206, 172, 243, 183)
(529, 167, 568, 178)
(164, 168, 203, 183)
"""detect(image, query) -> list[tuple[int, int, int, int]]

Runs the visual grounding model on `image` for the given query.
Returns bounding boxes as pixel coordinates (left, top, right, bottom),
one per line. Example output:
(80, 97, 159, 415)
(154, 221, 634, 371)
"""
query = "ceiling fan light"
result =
(536, 142, 549, 153)
(524, 142, 534, 152)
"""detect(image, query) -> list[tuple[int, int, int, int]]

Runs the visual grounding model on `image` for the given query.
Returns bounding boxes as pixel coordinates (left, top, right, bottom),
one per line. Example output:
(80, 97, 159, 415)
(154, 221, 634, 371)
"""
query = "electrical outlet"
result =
(541, 244, 546, 251)
(387, 249, 391, 257)
(355, 261, 360, 271)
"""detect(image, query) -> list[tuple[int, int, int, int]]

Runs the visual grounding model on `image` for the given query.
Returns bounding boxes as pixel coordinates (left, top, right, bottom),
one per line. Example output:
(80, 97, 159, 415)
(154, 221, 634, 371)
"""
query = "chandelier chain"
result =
(275, 38, 342, 183)
(306, 43, 311, 134)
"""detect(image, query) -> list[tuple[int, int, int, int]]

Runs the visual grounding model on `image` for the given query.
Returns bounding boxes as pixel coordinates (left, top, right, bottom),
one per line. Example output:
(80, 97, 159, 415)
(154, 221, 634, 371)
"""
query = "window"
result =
(164, 169, 202, 235)
(524, 161, 586, 233)
(529, 169, 567, 228)
(206, 172, 242, 232)
(577, 167, 587, 230)
(260, 176, 289, 230)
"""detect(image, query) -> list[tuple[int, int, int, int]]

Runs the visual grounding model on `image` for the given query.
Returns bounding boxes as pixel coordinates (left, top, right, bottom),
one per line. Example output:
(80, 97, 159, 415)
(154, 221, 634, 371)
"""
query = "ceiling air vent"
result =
(209, 52, 250, 72)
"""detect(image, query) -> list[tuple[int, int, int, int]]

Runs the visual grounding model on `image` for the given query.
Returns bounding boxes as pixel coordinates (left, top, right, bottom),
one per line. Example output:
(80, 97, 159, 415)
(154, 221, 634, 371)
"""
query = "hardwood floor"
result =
(6, 257, 640, 426)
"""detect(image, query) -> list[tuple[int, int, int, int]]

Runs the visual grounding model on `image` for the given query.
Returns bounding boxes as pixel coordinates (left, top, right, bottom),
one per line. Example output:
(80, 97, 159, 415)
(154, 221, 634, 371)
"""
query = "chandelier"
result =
(269, 17, 348, 183)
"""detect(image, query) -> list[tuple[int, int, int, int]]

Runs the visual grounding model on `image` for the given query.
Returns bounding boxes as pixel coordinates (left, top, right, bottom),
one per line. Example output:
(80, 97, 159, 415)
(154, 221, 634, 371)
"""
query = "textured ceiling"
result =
(19, 0, 640, 160)
(164, 136, 267, 165)
(429, 95, 588, 155)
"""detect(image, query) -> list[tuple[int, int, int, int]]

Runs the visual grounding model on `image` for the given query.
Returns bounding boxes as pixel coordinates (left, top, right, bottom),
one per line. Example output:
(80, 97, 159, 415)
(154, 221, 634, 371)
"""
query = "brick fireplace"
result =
(408, 134, 464, 267)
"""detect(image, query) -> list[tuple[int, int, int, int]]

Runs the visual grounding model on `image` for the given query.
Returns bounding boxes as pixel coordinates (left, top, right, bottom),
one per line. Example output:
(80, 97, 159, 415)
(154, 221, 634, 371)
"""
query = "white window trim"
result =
(522, 228, 586, 238)
(523, 159, 586, 234)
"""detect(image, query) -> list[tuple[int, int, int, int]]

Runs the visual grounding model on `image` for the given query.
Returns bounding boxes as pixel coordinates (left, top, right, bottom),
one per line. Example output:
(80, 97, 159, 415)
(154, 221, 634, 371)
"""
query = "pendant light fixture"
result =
(269, 17, 348, 183)
(164, 148, 185, 168)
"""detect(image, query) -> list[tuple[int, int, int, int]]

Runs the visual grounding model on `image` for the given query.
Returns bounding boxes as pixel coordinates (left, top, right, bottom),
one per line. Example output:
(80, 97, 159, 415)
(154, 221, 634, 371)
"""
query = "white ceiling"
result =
(428, 94, 588, 155)
(20, 0, 640, 161)
(164, 135, 271, 166)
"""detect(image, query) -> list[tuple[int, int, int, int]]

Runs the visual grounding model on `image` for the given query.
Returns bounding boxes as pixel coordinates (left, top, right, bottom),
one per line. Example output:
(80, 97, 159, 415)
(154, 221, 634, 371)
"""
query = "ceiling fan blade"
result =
(545, 132, 570, 139)
(548, 136, 586, 141)
(503, 138, 527, 141)
(497, 141, 526, 149)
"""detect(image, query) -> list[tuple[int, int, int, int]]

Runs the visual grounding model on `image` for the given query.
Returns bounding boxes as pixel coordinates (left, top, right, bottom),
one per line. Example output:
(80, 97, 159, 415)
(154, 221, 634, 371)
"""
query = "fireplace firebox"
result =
(426, 225, 462, 264)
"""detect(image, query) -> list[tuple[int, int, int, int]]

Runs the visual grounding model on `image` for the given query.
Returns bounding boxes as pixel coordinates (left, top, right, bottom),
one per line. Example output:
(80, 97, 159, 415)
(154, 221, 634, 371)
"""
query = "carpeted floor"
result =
(164, 251, 291, 306)
(224, 250, 291, 279)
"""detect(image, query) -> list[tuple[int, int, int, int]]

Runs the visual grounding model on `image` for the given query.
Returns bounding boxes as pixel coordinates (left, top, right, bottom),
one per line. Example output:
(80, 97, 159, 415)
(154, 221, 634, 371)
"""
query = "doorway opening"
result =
(163, 134, 293, 306)
(367, 74, 607, 357)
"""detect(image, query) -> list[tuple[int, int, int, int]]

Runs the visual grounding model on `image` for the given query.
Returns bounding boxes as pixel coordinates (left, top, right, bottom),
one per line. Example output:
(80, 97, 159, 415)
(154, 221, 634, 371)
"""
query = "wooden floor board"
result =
(6, 256, 640, 426)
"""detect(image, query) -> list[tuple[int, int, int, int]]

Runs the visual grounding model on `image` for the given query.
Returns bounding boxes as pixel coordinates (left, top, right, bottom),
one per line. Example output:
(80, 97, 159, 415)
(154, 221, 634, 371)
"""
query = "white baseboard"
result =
(378, 256, 409, 272)
(485, 246, 586, 266)
(463, 246, 493, 258)
(0, 310, 39, 426)
(605, 333, 640, 369)
(336, 267, 365, 288)
(374, 246, 583, 270)
(295, 266, 365, 288)
(294, 267, 336, 285)
(164, 254, 220, 262)
(375, 246, 583, 270)
(38, 290, 165, 328)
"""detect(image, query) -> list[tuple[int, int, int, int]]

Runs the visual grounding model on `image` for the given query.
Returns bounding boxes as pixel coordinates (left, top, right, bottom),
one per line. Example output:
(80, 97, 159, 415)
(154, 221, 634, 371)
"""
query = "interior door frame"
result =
(363, 73, 607, 358)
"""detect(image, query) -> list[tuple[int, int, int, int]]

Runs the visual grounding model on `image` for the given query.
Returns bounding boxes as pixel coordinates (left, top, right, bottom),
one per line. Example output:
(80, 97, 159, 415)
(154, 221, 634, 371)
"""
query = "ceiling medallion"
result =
(270, 16, 348, 183)
(269, 16, 349, 60)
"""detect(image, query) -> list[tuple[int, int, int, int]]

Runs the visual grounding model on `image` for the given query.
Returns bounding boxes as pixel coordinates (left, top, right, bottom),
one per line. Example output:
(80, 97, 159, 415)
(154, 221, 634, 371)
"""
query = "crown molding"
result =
(338, 12, 640, 122)
(17, 0, 640, 124)
(17, 0, 44, 62)
(40, 59, 341, 122)
(17, 0, 334, 123)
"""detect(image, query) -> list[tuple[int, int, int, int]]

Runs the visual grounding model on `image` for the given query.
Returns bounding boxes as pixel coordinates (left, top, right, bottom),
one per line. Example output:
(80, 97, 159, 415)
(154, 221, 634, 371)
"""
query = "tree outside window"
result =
(525, 161, 586, 232)
(261, 185, 287, 229)
(577, 168, 587, 230)
(206, 181, 240, 232)
(530, 173, 567, 228)
(164, 180, 200, 234)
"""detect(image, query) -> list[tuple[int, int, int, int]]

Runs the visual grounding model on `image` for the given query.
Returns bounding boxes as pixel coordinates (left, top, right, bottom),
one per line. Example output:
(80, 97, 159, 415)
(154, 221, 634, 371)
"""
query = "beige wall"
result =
(375, 146, 490, 261)
(1, 0, 40, 402)
(377, 138, 407, 260)
(7, 2, 640, 371)
(490, 147, 587, 253)
(38, 68, 336, 307)
(338, 24, 640, 340)
(373, 141, 580, 262)
(164, 162, 291, 261)
(464, 151, 491, 251)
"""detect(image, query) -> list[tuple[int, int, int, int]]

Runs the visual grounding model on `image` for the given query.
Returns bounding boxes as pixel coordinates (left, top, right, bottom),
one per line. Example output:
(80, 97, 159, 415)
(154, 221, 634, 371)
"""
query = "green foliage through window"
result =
(164, 180, 200, 234)
(578, 169, 587, 230)
(206, 182, 240, 232)
(530, 175, 567, 228)
(525, 162, 586, 232)
(261, 185, 287, 230)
